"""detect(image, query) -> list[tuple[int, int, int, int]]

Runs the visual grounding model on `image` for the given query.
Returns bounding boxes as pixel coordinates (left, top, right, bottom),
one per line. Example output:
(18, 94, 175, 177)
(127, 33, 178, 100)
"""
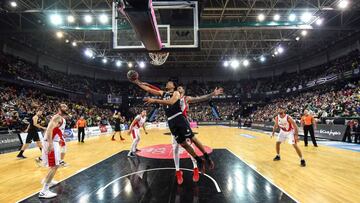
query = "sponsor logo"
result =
(319, 129, 341, 136)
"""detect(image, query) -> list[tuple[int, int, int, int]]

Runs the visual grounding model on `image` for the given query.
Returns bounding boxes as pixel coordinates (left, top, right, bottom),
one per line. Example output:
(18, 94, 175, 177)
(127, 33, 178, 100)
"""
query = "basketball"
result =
(127, 70, 139, 82)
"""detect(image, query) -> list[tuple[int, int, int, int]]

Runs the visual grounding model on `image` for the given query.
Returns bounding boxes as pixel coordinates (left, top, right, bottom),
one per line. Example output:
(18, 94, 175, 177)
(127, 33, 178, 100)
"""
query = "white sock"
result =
(173, 143, 180, 171)
(41, 183, 49, 193)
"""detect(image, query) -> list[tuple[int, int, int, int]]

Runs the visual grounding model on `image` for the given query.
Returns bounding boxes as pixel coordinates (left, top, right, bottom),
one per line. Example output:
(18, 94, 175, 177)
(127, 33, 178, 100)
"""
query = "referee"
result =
(301, 110, 318, 147)
(76, 115, 87, 143)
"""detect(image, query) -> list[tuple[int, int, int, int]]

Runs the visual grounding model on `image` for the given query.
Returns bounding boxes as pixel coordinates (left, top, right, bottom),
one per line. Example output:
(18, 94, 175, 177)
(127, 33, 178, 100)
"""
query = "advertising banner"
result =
(0, 132, 22, 151)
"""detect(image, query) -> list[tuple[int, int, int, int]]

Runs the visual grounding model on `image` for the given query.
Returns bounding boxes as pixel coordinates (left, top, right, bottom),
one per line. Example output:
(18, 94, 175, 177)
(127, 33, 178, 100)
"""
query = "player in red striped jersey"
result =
(173, 85, 223, 185)
(128, 110, 148, 157)
(271, 106, 306, 167)
(39, 104, 68, 199)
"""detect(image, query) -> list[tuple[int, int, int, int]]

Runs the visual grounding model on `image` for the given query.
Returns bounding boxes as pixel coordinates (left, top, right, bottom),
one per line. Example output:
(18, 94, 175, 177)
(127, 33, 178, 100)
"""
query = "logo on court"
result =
(137, 144, 213, 159)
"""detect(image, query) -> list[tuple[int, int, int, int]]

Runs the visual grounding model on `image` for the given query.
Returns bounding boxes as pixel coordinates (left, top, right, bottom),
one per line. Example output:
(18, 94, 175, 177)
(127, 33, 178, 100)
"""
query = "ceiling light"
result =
(67, 15, 75, 23)
(301, 30, 308, 36)
(84, 49, 94, 58)
(230, 59, 240, 69)
(72, 41, 77, 46)
(274, 51, 279, 55)
(338, 0, 349, 9)
(65, 39, 69, 43)
(98, 14, 109, 24)
(139, 61, 146, 68)
(258, 13, 265, 22)
(295, 36, 300, 41)
(315, 18, 323, 26)
(273, 14, 280, 21)
(10, 1, 17, 7)
(288, 13, 296, 22)
(56, 31, 63, 38)
(128, 62, 133, 68)
(260, 55, 266, 62)
(223, 61, 229, 67)
(102, 58, 107, 64)
(50, 14, 63, 25)
(243, 60, 249, 67)
(84, 15, 93, 24)
(277, 47, 284, 54)
(301, 12, 313, 23)
(116, 60, 122, 67)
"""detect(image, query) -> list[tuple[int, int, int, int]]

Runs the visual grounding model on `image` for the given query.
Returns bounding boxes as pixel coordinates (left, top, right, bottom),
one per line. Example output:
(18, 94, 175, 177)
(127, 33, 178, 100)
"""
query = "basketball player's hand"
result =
(127, 130, 131, 135)
(144, 97, 155, 104)
(145, 131, 148, 135)
(271, 132, 275, 138)
(213, 87, 224, 96)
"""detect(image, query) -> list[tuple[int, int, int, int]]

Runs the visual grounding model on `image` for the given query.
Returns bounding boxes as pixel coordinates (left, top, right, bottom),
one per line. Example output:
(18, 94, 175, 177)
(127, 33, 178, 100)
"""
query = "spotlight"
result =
(338, 0, 349, 9)
(139, 61, 146, 68)
(72, 41, 77, 47)
(10, 1, 17, 7)
(116, 60, 121, 67)
(98, 14, 109, 24)
(315, 18, 323, 26)
(260, 56, 266, 62)
(301, 12, 313, 23)
(128, 62, 133, 68)
(230, 59, 240, 69)
(274, 51, 279, 55)
(50, 14, 63, 25)
(277, 46, 284, 54)
(67, 15, 75, 23)
(65, 39, 69, 43)
(84, 49, 94, 58)
(301, 30, 308, 36)
(288, 13, 296, 22)
(243, 60, 249, 67)
(84, 15, 93, 24)
(102, 58, 108, 64)
(56, 31, 63, 38)
(295, 36, 300, 41)
(258, 13, 265, 22)
(273, 14, 280, 21)
(223, 61, 229, 67)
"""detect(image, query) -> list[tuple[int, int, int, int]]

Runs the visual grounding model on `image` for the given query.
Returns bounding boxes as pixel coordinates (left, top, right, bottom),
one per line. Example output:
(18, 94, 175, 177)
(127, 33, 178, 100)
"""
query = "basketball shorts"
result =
(114, 124, 121, 132)
(277, 130, 296, 144)
(25, 130, 40, 143)
(168, 115, 194, 144)
(131, 128, 140, 140)
(42, 141, 61, 167)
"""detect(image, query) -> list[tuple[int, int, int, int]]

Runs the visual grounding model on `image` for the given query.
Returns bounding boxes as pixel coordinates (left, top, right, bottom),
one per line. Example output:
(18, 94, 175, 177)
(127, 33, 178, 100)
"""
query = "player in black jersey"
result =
(133, 80, 213, 173)
(17, 109, 47, 159)
(111, 111, 126, 141)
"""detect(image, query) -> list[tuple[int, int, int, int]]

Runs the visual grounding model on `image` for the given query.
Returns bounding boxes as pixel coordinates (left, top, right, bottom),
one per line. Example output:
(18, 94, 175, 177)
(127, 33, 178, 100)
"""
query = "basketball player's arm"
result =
(143, 125, 148, 134)
(134, 80, 163, 96)
(288, 117, 299, 139)
(144, 91, 180, 105)
(187, 87, 224, 104)
(33, 116, 46, 130)
(24, 124, 30, 133)
(128, 117, 140, 135)
(272, 117, 279, 138)
(300, 117, 304, 128)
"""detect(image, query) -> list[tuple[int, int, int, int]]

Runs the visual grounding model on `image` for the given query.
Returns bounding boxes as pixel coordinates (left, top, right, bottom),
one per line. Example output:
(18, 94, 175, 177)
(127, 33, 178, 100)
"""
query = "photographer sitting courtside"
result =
(301, 110, 318, 147)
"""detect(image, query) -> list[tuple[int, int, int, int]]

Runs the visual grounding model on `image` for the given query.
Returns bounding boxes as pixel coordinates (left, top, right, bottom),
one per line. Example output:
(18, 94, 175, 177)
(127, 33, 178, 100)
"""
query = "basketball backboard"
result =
(112, 1, 199, 51)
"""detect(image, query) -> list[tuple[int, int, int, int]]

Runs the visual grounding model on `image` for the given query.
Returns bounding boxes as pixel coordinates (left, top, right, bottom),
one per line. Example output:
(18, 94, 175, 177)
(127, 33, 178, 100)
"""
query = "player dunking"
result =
(17, 109, 46, 159)
(132, 79, 213, 172)
(128, 110, 148, 157)
(39, 104, 68, 199)
(271, 106, 306, 167)
(173, 85, 223, 184)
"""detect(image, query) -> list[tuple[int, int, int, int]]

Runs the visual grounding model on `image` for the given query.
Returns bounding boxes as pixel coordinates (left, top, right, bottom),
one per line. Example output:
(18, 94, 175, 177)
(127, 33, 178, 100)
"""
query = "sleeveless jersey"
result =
(162, 91, 182, 118)
(179, 96, 189, 118)
(277, 114, 293, 132)
(133, 115, 146, 129)
(52, 127, 63, 142)
(28, 114, 41, 132)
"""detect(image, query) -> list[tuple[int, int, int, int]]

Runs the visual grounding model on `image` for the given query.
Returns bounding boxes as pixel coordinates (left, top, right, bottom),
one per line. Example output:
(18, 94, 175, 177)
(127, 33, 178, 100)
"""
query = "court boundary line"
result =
(225, 148, 300, 203)
(96, 167, 221, 194)
(16, 149, 123, 203)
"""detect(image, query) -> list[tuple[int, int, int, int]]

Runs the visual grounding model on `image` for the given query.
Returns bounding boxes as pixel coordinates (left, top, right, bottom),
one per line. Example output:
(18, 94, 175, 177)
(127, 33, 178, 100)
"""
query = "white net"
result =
(149, 52, 169, 66)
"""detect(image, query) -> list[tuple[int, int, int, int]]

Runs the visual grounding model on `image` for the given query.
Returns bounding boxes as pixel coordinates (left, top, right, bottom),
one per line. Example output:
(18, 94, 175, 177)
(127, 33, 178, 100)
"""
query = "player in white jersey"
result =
(128, 110, 148, 157)
(271, 106, 306, 167)
(39, 104, 68, 199)
(173, 85, 223, 185)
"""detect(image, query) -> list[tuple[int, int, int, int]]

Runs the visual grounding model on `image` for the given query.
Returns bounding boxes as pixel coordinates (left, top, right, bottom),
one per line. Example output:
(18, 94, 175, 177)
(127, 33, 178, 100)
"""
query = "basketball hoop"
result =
(149, 52, 169, 66)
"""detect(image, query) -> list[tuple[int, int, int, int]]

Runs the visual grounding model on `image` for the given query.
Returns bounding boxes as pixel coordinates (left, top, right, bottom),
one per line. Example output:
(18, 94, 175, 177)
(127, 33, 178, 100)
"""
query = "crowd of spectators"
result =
(251, 81, 360, 122)
(0, 83, 113, 129)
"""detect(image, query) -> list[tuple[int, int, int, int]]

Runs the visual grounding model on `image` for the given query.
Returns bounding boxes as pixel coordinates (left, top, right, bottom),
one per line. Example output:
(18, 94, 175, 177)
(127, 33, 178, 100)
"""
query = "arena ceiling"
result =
(0, 0, 360, 69)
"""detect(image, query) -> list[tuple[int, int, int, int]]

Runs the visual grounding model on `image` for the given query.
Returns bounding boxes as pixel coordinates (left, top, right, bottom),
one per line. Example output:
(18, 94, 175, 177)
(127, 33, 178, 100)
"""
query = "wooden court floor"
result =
(0, 126, 359, 203)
